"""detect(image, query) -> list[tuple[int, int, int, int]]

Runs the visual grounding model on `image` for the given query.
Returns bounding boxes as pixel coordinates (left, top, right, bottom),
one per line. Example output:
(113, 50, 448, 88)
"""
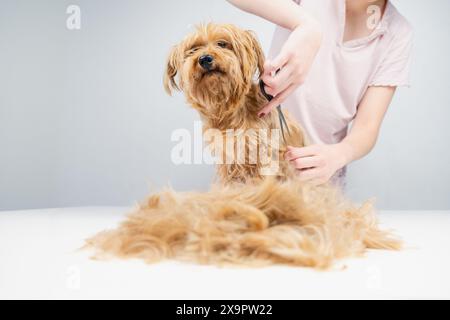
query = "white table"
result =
(0, 207, 449, 300)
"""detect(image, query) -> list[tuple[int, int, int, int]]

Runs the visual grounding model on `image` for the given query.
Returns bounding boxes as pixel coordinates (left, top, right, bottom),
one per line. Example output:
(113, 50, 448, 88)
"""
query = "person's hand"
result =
(285, 144, 349, 185)
(259, 22, 322, 117)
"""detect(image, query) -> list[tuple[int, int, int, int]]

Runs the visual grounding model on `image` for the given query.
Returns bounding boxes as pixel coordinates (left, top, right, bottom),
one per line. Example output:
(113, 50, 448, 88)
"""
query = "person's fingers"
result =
(270, 50, 290, 73)
(263, 50, 289, 78)
(291, 156, 320, 170)
(263, 66, 294, 97)
(263, 59, 274, 77)
(297, 168, 322, 181)
(285, 145, 320, 160)
(263, 84, 273, 97)
(258, 84, 295, 117)
(261, 73, 276, 89)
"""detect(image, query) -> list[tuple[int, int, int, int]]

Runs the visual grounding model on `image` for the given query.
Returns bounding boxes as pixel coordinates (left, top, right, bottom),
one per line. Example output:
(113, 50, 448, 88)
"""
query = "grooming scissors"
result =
(259, 80, 291, 145)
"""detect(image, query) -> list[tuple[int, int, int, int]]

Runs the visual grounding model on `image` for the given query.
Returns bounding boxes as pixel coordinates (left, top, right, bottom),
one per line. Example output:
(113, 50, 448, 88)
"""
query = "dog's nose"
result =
(199, 55, 214, 70)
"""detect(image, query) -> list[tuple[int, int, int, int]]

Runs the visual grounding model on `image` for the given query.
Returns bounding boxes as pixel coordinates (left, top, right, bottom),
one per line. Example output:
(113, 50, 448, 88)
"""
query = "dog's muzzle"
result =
(199, 54, 214, 71)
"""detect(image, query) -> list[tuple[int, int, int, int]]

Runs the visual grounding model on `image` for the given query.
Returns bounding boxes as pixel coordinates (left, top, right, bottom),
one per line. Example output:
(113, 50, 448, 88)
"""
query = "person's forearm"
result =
(336, 86, 395, 168)
(226, 0, 319, 31)
(337, 125, 380, 168)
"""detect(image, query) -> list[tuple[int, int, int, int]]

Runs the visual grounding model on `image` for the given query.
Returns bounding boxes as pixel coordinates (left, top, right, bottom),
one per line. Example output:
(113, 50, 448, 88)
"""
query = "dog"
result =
(164, 23, 306, 183)
(85, 23, 401, 269)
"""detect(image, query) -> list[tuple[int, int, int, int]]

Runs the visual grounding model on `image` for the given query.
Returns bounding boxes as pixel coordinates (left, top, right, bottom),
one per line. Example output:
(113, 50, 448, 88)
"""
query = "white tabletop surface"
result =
(0, 207, 449, 300)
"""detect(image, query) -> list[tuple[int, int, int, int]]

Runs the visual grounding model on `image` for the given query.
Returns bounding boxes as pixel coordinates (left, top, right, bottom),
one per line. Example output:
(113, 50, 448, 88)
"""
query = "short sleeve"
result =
(369, 27, 414, 87)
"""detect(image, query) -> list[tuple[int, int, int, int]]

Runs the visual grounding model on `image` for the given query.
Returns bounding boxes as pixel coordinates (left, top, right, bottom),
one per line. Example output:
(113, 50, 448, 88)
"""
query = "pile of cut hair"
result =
(86, 177, 400, 269)
(85, 23, 401, 269)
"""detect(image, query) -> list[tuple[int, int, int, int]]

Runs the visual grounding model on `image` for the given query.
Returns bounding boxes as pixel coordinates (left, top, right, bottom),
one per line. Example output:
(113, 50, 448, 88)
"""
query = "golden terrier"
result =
(86, 23, 401, 269)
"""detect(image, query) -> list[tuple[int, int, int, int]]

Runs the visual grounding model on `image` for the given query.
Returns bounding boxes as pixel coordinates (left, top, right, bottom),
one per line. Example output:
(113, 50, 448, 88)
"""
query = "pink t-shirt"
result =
(269, 0, 413, 146)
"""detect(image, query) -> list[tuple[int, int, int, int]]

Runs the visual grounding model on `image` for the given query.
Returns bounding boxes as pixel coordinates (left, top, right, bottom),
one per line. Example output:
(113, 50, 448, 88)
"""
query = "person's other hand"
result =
(285, 144, 348, 185)
(259, 23, 322, 117)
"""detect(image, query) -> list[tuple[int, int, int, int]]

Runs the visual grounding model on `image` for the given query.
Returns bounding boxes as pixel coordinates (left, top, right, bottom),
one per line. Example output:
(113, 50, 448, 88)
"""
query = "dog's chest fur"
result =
(200, 84, 306, 184)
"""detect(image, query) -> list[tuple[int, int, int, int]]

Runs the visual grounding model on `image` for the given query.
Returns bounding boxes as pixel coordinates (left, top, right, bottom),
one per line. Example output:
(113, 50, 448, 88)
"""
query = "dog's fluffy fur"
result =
(86, 23, 401, 269)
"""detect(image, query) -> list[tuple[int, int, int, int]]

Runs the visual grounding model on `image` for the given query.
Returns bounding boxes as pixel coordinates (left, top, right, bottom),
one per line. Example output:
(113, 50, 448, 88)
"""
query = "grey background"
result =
(0, 0, 449, 211)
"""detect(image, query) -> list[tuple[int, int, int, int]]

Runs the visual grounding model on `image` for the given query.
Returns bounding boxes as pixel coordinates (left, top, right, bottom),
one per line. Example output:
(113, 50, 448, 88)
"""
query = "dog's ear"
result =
(245, 30, 265, 79)
(163, 45, 181, 95)
(235, 29, 265, 84)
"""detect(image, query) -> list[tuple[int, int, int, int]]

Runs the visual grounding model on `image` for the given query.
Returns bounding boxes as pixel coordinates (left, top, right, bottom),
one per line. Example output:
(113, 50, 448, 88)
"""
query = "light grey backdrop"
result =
(0, 0, 449, 211)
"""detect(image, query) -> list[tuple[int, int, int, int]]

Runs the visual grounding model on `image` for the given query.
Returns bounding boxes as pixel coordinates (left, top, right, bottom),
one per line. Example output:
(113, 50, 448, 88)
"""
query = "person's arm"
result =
(226, 0, 322, 116)
(285, 86, 396, 185)
(226, 0, 314, 30)
(339, 86, 396, 164)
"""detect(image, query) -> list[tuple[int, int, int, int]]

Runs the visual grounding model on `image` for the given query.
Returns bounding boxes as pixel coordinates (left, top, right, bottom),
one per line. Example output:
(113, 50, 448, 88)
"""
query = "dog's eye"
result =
(186, 47, 200, 56)
(217, 41, 228, 49)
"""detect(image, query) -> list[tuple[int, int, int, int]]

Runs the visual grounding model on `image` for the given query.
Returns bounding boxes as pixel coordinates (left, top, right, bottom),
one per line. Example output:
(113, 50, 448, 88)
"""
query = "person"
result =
(226, 0, 413, 186)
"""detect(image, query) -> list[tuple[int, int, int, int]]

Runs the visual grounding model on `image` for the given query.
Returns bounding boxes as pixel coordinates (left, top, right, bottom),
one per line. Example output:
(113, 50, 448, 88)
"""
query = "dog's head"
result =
(164, 23, 264, 115)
